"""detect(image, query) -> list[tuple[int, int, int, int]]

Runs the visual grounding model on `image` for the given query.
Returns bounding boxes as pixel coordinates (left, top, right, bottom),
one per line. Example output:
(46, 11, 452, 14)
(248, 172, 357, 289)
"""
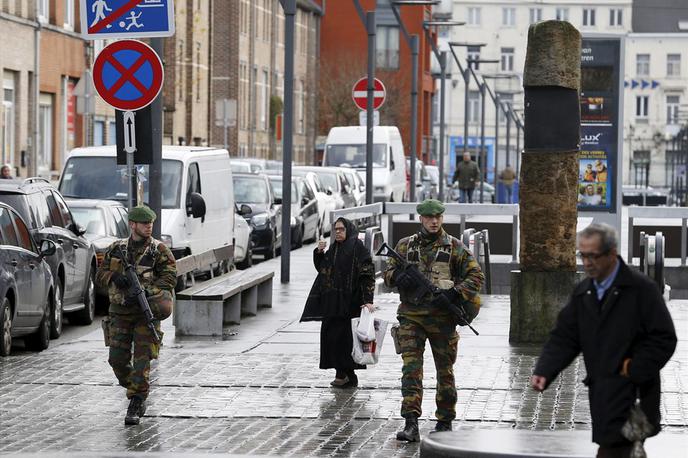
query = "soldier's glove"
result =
(392, 268, 415, 290)
(432, 288, 469, 325)
(111, 272, 131, 289)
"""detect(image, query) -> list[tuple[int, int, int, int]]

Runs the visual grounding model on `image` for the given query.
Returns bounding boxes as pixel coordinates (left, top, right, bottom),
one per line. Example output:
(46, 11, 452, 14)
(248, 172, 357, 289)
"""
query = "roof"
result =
(0, 177, 53, 194)
(67, 146, 230, 161)
(63, 198, 125, 208)
(632, 0, 688, 32)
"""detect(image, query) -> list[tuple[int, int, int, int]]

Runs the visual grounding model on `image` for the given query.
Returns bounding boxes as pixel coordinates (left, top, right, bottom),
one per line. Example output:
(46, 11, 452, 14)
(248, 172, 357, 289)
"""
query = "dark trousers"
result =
(459, 188, 474, 203)
(596, 443, 634, 458)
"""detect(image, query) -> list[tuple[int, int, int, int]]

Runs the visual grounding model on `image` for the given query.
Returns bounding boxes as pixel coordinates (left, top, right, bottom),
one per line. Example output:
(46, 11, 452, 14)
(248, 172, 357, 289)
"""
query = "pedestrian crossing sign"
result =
(80, 0, 175, 40)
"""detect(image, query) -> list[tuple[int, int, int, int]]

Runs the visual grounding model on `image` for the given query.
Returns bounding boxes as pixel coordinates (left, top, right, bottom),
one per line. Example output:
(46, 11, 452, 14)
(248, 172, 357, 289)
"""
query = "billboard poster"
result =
(579, 39, 620, 212)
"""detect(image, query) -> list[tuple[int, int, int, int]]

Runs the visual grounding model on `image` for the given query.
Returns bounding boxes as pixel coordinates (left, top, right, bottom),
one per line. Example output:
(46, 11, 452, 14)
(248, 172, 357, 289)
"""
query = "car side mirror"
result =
(326, 186, 333, 196)
(39, 239, 56, 258)
(238, 204, 252, 216)
(71, 222, 86, 236)
(186, 192, 207, 220)
(274, 197, 282, 205)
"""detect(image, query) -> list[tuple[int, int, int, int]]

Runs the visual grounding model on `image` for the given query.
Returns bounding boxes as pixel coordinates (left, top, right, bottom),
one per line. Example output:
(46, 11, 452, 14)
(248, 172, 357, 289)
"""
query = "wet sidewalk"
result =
(0, 242, 686, 457)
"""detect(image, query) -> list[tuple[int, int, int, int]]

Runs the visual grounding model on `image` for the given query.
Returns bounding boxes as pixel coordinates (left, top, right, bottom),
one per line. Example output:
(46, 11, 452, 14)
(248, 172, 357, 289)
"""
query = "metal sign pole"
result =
(123, 110, 136, 211)
(365, 12, 376, 205)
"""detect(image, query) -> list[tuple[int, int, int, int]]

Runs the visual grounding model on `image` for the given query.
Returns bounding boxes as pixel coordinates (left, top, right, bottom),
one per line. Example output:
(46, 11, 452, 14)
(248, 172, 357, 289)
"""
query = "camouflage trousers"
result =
(108, 314, 163, 400)
(398, 313, 459, 422)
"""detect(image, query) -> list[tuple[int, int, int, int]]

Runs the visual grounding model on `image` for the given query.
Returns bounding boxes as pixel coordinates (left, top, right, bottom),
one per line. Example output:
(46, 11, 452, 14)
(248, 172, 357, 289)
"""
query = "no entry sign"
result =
(352, 77, 386, 111)
(92, 39, 164, 111)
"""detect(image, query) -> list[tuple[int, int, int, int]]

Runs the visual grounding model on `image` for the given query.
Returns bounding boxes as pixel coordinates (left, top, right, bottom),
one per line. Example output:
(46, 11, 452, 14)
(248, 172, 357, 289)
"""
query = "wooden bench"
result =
(174, 269, 274, 336)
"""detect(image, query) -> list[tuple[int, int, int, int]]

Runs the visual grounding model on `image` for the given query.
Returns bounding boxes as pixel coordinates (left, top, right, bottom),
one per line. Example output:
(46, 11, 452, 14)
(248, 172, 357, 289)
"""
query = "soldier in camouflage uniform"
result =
(384, 199, 484, 441)
(96, 205, 177, 426)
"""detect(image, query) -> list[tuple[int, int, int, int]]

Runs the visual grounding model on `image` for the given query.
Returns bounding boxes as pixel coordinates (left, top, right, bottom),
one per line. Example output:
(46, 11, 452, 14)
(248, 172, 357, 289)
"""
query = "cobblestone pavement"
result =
(1, 244, 686, 456)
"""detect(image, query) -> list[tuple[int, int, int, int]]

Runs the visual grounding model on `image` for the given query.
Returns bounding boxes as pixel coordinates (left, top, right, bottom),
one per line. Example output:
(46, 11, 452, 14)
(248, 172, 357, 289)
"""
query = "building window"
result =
(240, 0, 248, 35)
(609, 8, 623, 27)
(529, 8, 542, 24)
(667, 54, 681, 77)
(38, 94, 53, 176)
(636, 54, 650, 76)
(667, 95, 680, 124)
(467, 46, 481, 70)
(2, 72, 15, 166)
(93, 120, 105, 146)
(498, 93, 513, 124)
(467, 7, 481, 26)
(376, 26, 399, 70)
(37, 0, 49, 22)
(583, 8, 596, 27)
(64, 0, 74, 29)
(555, 8, 569, 21)
(261, 69, 268, 131)
(501, 48, 514, 72)
(636, 95, 649, 119)
(502, 8, 515, 26)
(299, 80, 306, 134)
(108, 120, 116, 145)
(467, 91, 480, 124)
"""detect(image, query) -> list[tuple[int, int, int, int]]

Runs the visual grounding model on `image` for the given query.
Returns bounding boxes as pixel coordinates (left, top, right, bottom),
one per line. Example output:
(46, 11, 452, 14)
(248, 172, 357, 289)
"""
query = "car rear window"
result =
(0, 208, 18, 246)
(0, 193, 31, 227)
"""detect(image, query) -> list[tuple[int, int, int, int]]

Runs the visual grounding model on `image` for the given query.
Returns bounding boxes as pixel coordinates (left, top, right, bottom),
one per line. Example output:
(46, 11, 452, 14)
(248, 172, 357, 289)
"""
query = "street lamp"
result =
(391, 0, 440, 202)
(422, 22, 465, 202)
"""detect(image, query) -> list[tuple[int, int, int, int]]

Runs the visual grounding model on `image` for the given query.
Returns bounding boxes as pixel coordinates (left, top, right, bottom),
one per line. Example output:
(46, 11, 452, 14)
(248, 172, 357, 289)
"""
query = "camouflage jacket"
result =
(96, 237, 177, 315)
(384, 228, 484, 317)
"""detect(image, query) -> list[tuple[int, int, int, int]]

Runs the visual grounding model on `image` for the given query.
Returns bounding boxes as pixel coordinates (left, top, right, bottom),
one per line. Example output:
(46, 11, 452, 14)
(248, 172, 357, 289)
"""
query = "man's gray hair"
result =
(578, 223, 618, 253)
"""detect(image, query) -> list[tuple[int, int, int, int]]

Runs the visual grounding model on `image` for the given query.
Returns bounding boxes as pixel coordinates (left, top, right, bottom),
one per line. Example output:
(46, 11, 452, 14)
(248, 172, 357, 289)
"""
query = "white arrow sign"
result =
(123, 111, 136, 153)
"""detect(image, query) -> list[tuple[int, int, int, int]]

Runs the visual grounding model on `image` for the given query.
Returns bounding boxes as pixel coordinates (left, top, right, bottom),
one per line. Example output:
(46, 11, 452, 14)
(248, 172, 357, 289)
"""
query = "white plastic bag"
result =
(351, 315, 388, 365)
(356, 308, 376, 342)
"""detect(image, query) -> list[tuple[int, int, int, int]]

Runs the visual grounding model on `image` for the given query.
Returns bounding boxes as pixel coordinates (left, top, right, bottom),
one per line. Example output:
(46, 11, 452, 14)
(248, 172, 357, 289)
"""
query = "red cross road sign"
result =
(352, 77, 386, 111)
(92, 39, 164, 111)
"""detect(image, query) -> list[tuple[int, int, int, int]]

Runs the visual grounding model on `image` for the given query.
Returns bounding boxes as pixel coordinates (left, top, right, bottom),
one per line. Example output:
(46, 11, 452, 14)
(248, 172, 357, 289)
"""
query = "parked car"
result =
(0, 178, 97, 338)
(230, 160, 254, 174)
(338, 167, 366, 207)
(291, 169, 336, 235)
(448, 181, 496, 203)
(64, 199, 129, 300)
(234, 210, 253, 269)
(267, 174, 320, 248)
(233, 173, 282, 259)
(295, 166, 357, 209)
(0, 202, 57, 356)
(406, 159, 433, 202)
(425, 165, 440, 199)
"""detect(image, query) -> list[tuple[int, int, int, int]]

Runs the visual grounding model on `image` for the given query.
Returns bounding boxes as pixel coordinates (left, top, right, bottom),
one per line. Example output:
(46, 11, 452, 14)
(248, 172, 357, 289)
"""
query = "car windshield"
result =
(319, 172, 339, 192)
(231, 162, 251, 174)
(269, 178, 298, 204)
(71, 207, 108, 236)
(59, 157, 183, 209)
(233, 176, 270, 203)
(324, 144, 387, 168)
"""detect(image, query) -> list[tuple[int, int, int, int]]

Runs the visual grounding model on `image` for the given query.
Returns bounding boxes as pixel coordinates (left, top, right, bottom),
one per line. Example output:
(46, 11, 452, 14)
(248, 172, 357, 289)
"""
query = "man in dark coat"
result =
(531, 223, 677, 458)
(452, 152, 480, 203)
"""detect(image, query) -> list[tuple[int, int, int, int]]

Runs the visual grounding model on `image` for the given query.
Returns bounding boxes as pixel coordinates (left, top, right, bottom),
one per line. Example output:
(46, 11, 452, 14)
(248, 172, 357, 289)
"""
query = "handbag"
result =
(621, 388, 654, 458)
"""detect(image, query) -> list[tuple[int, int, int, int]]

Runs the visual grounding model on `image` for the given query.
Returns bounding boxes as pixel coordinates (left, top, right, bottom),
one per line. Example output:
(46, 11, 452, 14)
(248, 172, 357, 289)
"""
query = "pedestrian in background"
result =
(452, 152, 480, 203)
(385, 199, 484, 441)
(96, 205, 177, 426)
(1, 164, 13, 179)
(531, 223, 676, 458)
(300, 217, 375, 388)
(498, 165, 516, 203)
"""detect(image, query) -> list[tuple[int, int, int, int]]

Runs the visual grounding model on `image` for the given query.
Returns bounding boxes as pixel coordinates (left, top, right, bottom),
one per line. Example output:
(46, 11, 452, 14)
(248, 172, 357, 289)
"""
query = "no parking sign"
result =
(92, 39, 164, 111)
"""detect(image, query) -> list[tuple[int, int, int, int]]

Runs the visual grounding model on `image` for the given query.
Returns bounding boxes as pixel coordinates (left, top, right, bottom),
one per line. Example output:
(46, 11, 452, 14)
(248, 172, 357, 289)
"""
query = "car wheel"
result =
(0, 298, 12, 357)
(25, 305, 50, 352)
(237, 241, 253, 269)
(72, 267, 95, 325)
(50, 279, 63, 339)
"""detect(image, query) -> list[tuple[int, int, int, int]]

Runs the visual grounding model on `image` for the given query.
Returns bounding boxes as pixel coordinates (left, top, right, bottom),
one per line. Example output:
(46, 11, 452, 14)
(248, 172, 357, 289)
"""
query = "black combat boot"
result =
(434, 420, 452, 432)
(124, 396, 146, 425)
(396, 415, 420, 442)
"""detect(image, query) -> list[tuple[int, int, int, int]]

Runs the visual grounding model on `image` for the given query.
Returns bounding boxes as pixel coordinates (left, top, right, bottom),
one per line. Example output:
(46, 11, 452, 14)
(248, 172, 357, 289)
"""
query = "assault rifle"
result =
(376, 242, 479, 335)
(115, 245, 161, 344)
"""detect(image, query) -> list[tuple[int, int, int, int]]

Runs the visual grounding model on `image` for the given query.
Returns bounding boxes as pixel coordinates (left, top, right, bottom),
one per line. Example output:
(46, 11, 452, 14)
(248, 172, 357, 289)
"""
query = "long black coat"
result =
(534, 258, 677, 446)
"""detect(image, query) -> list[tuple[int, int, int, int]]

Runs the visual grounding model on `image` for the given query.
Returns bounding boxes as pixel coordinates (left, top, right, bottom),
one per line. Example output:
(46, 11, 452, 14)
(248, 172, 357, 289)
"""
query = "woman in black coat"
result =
(300, 217, 375, 388)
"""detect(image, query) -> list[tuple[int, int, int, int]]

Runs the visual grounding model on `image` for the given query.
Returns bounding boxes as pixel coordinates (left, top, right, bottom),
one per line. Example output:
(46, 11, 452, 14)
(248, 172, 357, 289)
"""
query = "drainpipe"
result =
(33, 4, 41, 178)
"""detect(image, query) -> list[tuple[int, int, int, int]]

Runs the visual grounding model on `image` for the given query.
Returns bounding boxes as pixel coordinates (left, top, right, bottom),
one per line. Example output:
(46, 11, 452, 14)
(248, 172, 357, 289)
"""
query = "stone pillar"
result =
(510, 21, 582, 343)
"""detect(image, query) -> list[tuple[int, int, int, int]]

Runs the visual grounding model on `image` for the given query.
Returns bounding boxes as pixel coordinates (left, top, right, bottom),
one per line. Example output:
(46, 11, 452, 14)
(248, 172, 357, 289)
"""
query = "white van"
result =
(322, 126, 406, 202)
(58, 146, 238, 264)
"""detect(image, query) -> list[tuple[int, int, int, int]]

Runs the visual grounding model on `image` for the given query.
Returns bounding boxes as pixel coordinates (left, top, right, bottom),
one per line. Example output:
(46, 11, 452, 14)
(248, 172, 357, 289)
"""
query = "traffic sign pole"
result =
(366, 12, 376, 205)
(122, 110, 136, 210)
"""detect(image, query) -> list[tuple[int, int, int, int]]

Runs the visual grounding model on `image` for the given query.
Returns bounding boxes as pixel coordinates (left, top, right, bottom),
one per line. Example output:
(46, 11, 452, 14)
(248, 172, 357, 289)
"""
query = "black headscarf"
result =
(300, 217, 372, 321)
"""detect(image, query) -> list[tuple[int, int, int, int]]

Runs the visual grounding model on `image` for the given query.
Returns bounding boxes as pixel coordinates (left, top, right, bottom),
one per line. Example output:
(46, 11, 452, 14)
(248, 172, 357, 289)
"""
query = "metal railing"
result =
(384, 202, 519, 262)
(627, 207, 688, 266)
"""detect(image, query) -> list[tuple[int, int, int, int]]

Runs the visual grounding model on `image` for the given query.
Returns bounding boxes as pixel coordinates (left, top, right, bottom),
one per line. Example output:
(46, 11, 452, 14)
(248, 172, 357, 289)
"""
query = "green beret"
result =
(128, 205, 156, 223)
(416, 199, 445, 216)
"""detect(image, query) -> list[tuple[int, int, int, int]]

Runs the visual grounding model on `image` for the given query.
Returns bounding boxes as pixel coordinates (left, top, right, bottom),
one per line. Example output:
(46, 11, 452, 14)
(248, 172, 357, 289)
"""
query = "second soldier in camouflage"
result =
(384, 199, 484, 441)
